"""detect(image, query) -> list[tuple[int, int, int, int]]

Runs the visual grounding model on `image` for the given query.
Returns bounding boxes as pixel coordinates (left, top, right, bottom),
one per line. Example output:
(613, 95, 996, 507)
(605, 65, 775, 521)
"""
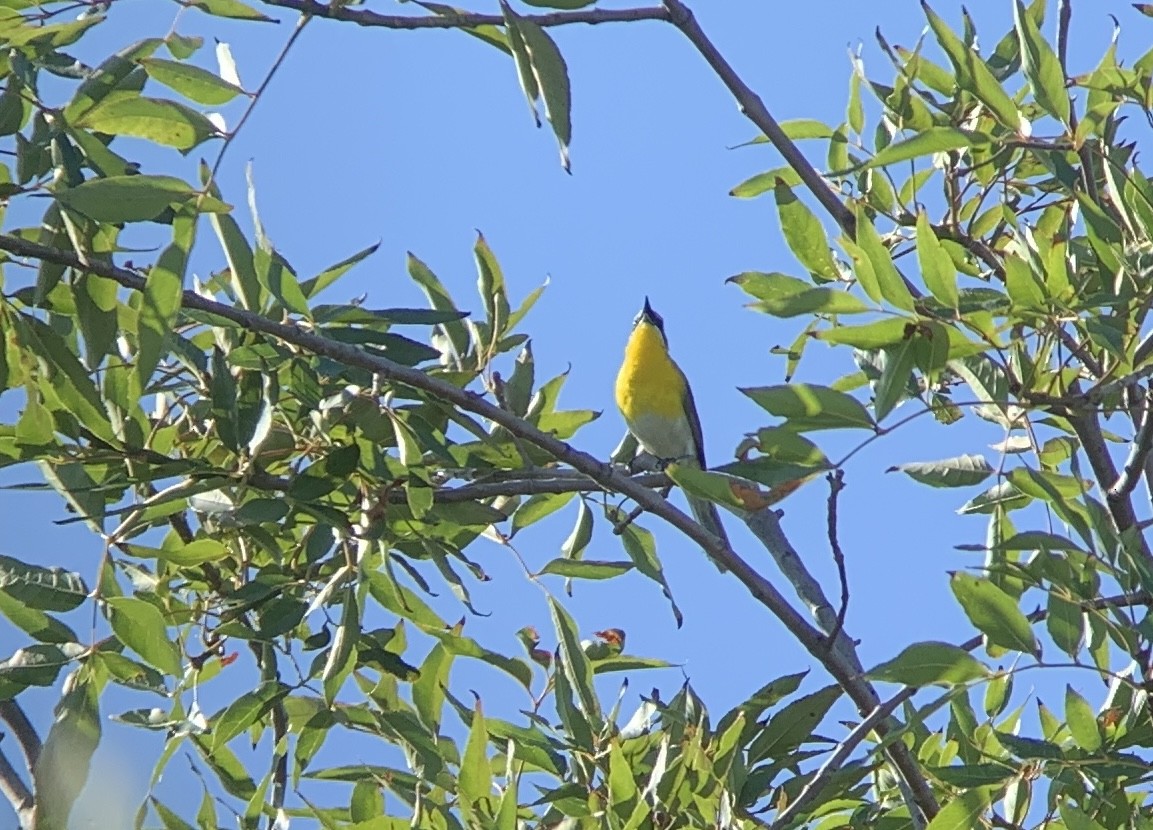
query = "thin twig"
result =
(1110, 387, 1153, 501)
(258, 0, 671, 29)
(826, 470, 850, 655)
(769, 693, 906, 829)
(661, 0, 855, 237)
(210, 14, 311, 182)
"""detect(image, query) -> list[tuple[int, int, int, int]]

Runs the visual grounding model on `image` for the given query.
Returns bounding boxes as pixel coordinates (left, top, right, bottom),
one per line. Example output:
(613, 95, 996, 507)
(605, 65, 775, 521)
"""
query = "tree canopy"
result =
(3, 1, 1153, 829)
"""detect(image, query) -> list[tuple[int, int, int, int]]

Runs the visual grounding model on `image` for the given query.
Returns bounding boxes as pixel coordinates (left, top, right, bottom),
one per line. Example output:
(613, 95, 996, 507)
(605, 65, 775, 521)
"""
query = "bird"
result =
(614, 297, 731, 565)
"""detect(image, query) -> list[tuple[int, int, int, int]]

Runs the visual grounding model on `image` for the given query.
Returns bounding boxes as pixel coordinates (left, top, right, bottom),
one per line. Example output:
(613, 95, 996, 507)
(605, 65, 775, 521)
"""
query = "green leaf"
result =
(106, 597, 182, 676)
(76, 96, 221, 151)
(873, 338, 916, 421)
(32, 670, 102, 830)
(208, 681, 287, 752)
(511, 491, 574, 533)
(741, 383, 875, 430)
(730, 271, 871, 317)
(185, 0, 275, 21)
(55, 175, 224, 223)
(0, 553, 87, 611)
(300, 241, 380, 299)
(949, 572, 1038, 655)
(774, 182, 839, 281)
(914, 210, 959, 308)
(922, 1, 1025, 132)
(868, 641, 990, 686)
(537, 559, 633, 580)
(924, 788, 990, 830)
(994, 531, 1085, 552)
(412, 643, 453, 733)
(1047, 593, 1084, 657)
(458, 699, 492, 812)
(860, 127, 988, 171)
(729, 166, 803, 198)
(0, 591, 77, 643)
(852, 205, 915, 311)
(887, 454, 993, 487)
(138, 210, 195, 392)
(502, 2, 571, 170)
(958, 480, 1031, 515)
(1064, 684, 1101, 752)
(617, 517, 683, 626)
(139, 58, 246, 105)
(1014, 0, 1070, 124)
(747, 685, 841, 763)
(549, 596, 600, 723)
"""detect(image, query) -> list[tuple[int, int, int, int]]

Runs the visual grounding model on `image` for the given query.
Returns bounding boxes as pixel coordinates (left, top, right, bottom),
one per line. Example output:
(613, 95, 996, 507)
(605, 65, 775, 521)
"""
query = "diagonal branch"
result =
(258, 0, 671, 29)
(0, 230, 935, 820)
(0, 745, 34, 830)
(661, 0, 855, 237)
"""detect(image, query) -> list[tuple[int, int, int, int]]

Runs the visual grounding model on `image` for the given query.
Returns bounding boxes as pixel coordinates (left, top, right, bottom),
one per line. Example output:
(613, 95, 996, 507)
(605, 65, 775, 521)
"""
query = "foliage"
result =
(0, 1, 1152, 829)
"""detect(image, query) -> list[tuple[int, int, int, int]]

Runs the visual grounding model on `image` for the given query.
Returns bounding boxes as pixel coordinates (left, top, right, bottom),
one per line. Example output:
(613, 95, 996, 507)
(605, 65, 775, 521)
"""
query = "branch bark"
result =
(258, 0, 671, 29)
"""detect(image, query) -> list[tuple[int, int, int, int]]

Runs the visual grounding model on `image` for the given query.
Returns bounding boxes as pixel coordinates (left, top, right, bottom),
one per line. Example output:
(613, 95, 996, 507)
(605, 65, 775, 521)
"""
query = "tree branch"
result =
(258, 0, 671, 29)
(660, 0, 855, 237)
(0, 702, 40, 770)
(1110, 387, 1153, 501)
(0, 745, 34, 830)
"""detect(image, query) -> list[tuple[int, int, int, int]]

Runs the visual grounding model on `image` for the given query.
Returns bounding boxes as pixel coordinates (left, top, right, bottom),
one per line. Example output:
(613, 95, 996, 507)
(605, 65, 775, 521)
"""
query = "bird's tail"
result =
(687, 495, 730, 573)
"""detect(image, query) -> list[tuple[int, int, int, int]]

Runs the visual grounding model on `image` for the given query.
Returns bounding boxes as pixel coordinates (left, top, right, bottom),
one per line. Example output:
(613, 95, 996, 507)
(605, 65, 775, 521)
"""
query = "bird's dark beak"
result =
(635, 296, 664, 334)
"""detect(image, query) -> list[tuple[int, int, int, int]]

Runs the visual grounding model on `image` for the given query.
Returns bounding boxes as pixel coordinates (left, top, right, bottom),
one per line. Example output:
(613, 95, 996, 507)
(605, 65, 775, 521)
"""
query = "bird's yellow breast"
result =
(615, 322, 686, 424)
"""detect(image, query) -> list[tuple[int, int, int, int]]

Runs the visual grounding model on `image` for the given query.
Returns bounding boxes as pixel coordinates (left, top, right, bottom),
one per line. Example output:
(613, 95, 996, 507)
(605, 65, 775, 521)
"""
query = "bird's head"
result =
(633, 297, 666, 343)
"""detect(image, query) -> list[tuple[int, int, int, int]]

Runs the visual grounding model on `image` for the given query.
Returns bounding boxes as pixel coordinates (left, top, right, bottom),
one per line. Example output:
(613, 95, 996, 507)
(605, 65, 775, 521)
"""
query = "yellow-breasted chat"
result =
(614, 298, 730, 567)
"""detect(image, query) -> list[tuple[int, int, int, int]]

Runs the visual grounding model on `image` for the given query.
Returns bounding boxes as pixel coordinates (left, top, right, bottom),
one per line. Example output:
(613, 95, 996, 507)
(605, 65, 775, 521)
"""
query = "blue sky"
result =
(3, 0, 1151, 824)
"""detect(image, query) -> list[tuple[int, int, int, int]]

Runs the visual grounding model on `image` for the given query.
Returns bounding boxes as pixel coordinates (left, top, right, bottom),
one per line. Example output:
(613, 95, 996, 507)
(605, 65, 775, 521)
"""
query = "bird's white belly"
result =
(627, 411, 695, 462)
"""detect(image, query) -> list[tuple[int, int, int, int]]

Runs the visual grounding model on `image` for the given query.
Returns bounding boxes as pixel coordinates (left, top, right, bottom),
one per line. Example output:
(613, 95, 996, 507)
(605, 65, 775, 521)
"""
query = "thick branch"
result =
(661, 0, 855, 237)
(258, 0, 670, 29)
(1110, 387, 1153, 501)
(1066, 407, 1153, 564)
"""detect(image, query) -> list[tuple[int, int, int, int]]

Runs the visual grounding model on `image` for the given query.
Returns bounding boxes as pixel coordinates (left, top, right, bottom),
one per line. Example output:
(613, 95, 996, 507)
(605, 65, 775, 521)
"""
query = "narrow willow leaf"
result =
(76, 96, 221, 150)
(55, 175, 224, 223)
(458, 699, 492, 812)
(730, 271, 871, 317)
(138, 57, 246, 105)
(922, 1, 1026, 132)
(1014, 0, 1070, 124)
(138, 210, 195, 392)
(106, 597, 182, 676)
(873, 339, 916, 421)
(548, 596, 600, 722)
(741, 383, 875, 430)
(887, 454, 993, 487)
(537, 559, 632, 580)
(860, 127, 988, 171)
(853, 205, 915, 311)
(868, 641, 989, 686)
(1064, 685, 1101, 752)
(914, 210, 959, 308)
(32, 670, 102, 830)
(774, 182, 839, 281)
(949, 572, 1038, 655)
